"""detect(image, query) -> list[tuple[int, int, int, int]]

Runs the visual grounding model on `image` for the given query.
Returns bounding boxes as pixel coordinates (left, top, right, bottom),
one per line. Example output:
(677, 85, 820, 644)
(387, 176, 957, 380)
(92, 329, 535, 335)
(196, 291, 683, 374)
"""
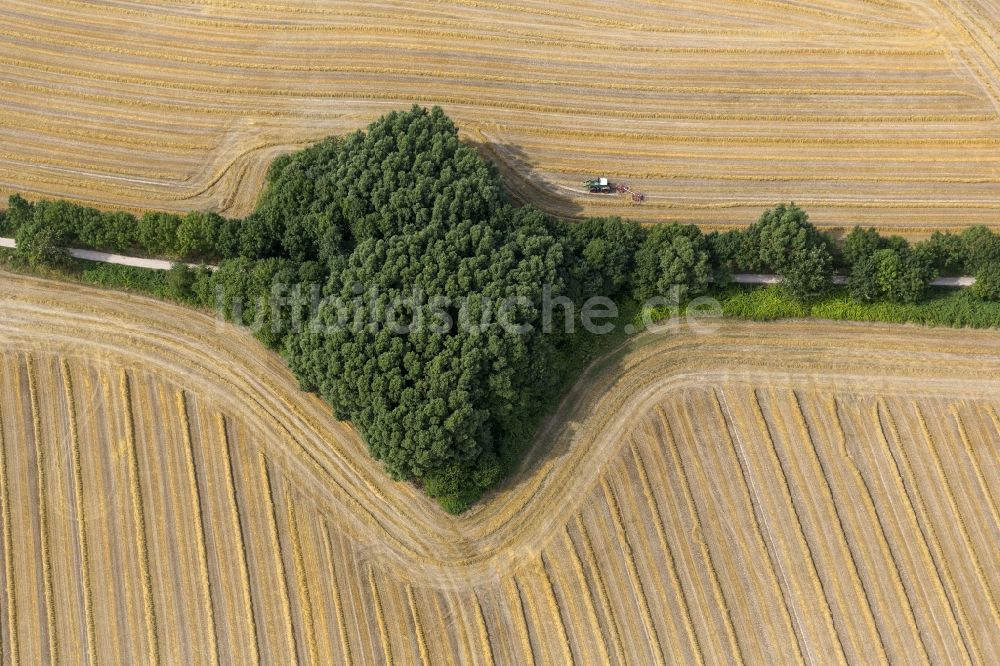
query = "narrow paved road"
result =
(728, 272, 976, 287)
(0, 237, 212, 270)
(0, 237, 977, 286)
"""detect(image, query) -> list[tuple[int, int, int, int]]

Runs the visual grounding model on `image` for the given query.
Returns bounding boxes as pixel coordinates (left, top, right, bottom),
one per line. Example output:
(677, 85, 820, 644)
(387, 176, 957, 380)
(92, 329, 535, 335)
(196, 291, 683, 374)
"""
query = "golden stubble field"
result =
(0, 0, 999, 233)
(1, 271, 999, 664)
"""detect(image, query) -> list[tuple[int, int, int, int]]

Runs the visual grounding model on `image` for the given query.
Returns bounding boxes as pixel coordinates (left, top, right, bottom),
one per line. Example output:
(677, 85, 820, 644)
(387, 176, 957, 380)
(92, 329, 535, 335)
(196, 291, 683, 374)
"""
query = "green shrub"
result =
(5, 194, 34, 231)
(972, 264, 1000, 301)
(79, 263, 170, 296)
(720, 286, 807, 320)
(14, 216, 71, 268)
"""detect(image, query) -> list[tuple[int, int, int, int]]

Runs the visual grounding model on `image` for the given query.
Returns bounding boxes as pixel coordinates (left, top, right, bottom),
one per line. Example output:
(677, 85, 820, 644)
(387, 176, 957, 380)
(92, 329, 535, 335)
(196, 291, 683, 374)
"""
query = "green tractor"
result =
(583, 177, 613, 193)
(583, 177, 645, 203)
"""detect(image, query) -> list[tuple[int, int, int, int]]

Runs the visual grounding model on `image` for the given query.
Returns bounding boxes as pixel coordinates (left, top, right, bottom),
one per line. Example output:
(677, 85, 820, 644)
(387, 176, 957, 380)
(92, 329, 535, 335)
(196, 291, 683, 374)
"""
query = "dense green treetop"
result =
(739, 203, 834, 300)
(256, 107, 573, 510)
(849, 247, 935, 305)
(568, 216, 645, 298)
(841, 226, 883, 267)
(920, 231, 968, 275)
(633, 223, 712, 302)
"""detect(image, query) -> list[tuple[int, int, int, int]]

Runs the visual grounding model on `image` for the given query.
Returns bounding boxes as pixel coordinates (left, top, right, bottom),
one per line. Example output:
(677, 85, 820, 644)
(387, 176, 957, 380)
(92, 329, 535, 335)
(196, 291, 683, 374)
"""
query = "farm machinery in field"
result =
(582, 177, 645, 203)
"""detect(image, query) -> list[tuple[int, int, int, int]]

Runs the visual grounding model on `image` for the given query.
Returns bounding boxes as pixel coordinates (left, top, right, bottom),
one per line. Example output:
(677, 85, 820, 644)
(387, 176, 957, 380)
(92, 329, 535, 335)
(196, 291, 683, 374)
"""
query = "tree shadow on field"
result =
(464, 136, 585, 220)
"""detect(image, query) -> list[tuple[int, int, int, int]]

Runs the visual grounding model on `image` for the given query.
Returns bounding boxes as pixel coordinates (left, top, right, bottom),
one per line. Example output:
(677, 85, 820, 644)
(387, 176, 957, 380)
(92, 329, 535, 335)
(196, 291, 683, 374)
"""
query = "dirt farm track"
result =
(0, 271, 998, 664)
(1, 0, 1000, 232)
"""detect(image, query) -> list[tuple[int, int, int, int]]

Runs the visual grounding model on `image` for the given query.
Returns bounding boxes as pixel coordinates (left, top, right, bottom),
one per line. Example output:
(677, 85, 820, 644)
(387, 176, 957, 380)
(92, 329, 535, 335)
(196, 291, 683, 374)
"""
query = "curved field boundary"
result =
(1, 271, 1000, 662)
(2, 272, 1000, 580)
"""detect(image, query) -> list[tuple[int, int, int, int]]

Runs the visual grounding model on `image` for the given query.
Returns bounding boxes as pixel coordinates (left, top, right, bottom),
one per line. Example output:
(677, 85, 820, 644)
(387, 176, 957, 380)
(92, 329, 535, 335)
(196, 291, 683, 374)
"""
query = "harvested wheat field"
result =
(1, 270, 999, 664)
(1, 1, 1000, 232)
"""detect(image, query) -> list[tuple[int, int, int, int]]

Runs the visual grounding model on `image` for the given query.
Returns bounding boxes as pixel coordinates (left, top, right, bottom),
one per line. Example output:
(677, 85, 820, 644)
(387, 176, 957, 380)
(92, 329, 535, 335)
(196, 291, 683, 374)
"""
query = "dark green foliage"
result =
(12, 198, 93, 267)
(289, 212, 571, 511)
(569, 216, 646, 298)
(632, 223, 712, 302)
(316, 110, 497, 260)
(883, 248, 935, 304)
(749, 203, 829, 268)
(237, 210, 284, 259)
(972, 263, 1000, 301)
(14, 218, 71, 268)
(214, 217, 243, 258)
(55, 261, 212, 308)
(5, 195, 137, 254)
(707, 229, 742, 285)
(741, 203, 834, 300)
(177, 211, 224, 259)
(136, 211, 182, 257)
(841, 226, 882, 266)
(961, 226, 1000, 272)
(166, 262, 196, 301)
(779, 244, 835, 302)
(882, 235, 910, 253)
(241, 106, 570, 511)
(247, 137, 342, 262)
(34, 199, 99, 240)
(422, 465, 485, 515)
(212, 257, 299, 348)
(90, 211, 139, 252)
(3, 194, 240, 262)
(249, 106, 507, 270)
(957, 226, 1000, 301)
(6, 194, 34, 231)
(848, 252, 881, 303)
(911, 239, 940, 274)
(291, 203, 569, 467)
(849, 247, 936, 304)
(917, 231, 967, 275)
(33, 200, 137, 252)
(190, 266, 216, 306)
